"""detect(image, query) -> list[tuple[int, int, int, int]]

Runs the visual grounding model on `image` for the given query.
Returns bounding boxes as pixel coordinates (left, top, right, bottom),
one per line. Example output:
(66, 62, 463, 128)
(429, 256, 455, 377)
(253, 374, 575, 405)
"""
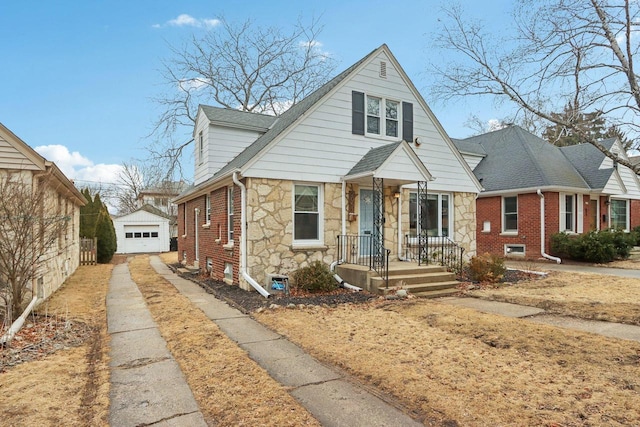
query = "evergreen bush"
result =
(550, 229, 634, 263)
(291, 261, 337, 293)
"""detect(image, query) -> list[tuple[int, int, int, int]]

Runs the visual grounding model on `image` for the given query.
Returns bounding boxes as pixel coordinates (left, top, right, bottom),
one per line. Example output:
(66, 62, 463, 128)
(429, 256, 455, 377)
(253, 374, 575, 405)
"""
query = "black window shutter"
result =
(402, 102, 413, 142)
(352, 91, 365, 135)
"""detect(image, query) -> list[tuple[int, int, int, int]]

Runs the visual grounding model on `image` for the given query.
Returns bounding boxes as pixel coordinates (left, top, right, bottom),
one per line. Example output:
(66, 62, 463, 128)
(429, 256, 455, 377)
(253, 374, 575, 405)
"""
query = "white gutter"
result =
(329, 261, 362, 291)
(0, 296, 40, 345)
(537, 189, 562, 264)
(232, 172, 271, 298)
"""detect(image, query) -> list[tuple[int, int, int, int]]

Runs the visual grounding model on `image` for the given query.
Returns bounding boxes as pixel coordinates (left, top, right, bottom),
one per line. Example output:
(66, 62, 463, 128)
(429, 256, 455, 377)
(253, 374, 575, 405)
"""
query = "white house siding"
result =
(0, 135, 41, 170)
(114, 209, 170, 253)
(243, 50, 479, 195)
(460, 153, 485, 170)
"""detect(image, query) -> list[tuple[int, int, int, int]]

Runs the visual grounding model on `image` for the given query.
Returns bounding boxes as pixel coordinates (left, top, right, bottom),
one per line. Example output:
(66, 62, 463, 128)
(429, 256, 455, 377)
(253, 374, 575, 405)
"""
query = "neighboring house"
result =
(0, 122, 86, 301)
(136, 181, 187, 238)
(453, 125, 640, 260)
(113, 204, 171, 254)
(174, 44, 482, 293)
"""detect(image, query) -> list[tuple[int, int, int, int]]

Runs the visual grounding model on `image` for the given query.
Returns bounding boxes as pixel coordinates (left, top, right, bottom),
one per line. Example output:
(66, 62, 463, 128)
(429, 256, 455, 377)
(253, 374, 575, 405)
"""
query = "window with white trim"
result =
(409, 192, 451, 237)
(505, 244, 525, 256)
(293, 184, 323, 243)
(205, 194, 211, 224)
(502, 196, 518, 233)
(560, 193, 576, 232)
(183, 204, 187, 236)
(227, 186, 234, 242)
(610, 199, 629, 230)
(366, 95, 400, 137)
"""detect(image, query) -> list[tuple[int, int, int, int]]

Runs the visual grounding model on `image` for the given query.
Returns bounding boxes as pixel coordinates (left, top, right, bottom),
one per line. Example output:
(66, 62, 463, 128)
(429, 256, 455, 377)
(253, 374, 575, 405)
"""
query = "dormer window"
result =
(366, 96, 399, 137)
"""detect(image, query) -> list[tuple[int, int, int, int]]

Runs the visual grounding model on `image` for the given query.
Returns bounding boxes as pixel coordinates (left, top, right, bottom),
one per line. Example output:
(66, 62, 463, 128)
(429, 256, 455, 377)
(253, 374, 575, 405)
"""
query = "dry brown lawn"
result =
(256, 278, 640, 426)
(0, 263, 113, 426)
(158, 251, 178, 265)
(470, 271, 640, 325)
(129, 255, 319, 426)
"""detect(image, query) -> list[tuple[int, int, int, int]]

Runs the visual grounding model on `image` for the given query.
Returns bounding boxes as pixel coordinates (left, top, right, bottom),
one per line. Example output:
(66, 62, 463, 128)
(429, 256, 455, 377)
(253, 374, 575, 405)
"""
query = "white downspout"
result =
(0, 296, 40, 345)
(329, 261, 362, 291)
(537, 189, 561, 264)
(232, 172, 271, 298)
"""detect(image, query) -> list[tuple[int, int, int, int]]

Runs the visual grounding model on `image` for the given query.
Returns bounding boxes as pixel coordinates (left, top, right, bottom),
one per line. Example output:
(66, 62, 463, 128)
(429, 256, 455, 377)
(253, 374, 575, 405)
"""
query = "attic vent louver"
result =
(379, 61, 387, 78)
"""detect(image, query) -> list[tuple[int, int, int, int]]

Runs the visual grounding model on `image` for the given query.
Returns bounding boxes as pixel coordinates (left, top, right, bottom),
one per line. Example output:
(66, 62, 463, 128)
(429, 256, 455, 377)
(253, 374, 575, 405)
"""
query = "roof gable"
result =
(345, 141, 433, 185)
(114, 204, 173, 221)
(198, 105, 278, 131)
(0, 122, 47, 171)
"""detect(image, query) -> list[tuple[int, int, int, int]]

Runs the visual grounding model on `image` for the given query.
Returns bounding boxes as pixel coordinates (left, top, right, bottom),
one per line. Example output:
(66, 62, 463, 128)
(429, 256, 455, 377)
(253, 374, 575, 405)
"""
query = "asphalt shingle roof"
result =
(347, 142, 402, 176)
(559, 139, 615, 190)
(457, 126, 590, 192)
(200, 105, 277, 130)
(451, 138, 487, 156)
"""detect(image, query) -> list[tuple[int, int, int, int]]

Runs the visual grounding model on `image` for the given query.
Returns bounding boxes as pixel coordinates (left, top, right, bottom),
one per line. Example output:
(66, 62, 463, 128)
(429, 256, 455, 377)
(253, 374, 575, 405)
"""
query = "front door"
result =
(589, 197, 598, 231)
(359, 189, 374, 256)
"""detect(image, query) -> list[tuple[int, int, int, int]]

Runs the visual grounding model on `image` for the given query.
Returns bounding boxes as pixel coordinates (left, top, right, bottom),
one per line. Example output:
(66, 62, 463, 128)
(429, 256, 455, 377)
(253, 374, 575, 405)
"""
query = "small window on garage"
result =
(151, 232, 158, 238)
(125, 232, 133, 238)
(134, 232, 142, 238)
(143, 232, 150, 238)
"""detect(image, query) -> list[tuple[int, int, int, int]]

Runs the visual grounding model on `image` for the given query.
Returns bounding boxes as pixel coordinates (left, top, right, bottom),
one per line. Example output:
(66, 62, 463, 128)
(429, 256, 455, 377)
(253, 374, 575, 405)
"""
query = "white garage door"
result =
(123, 225, 162, 253)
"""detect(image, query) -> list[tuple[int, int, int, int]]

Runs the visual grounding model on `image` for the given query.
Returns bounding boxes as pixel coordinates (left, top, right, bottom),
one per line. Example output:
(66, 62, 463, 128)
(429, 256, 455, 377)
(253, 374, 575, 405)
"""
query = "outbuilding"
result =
(113, 204, 170, 254)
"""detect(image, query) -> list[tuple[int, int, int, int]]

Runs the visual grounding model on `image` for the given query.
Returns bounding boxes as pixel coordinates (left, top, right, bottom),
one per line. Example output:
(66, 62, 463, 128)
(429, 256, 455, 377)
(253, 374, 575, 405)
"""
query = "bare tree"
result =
(0, 172, 69, 323)
(114, 162, 151, 215)
(149, 15, 337, 179)
(432, 0, 640, 172)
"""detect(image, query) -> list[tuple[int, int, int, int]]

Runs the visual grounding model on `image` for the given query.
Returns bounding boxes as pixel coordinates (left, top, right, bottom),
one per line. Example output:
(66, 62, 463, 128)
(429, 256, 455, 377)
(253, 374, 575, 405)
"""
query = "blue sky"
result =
(0, 0, 513, 186)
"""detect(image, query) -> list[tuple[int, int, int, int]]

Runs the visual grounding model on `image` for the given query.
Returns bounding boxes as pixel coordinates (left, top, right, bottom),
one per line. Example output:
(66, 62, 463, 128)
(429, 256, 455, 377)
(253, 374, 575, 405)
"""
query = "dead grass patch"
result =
(469, 271, 640, 324)
(256, 300, 640, 426)
(158, 251, 178, 265)
(128, 255, 319, 426)
(0, 263, 113, 426)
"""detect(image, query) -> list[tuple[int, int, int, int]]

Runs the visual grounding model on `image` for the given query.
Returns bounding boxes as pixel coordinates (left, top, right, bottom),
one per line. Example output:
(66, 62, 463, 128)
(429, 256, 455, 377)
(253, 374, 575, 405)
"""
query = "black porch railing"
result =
(404, 234, 465, 275)
(337, 234, 390, 288)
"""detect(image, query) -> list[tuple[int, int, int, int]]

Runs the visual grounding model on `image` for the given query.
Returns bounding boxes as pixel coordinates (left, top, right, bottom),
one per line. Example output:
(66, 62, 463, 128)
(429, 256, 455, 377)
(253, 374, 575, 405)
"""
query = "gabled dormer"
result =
(193, 105, 277, 185)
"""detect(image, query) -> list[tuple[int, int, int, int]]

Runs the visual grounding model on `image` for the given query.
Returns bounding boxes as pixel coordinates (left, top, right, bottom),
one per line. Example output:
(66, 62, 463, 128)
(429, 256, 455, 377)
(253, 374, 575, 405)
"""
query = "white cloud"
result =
(178, 77, 211, 92)
(34, 144, 123, 184)
(299, 39, 331, 61)
(153, 14, 220, 29)
(487, 119, 508, 132)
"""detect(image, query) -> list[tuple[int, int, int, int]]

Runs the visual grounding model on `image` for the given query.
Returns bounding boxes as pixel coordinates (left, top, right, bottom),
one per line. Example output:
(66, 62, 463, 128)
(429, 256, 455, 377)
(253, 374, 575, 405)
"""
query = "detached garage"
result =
(113, 205, 170, 254)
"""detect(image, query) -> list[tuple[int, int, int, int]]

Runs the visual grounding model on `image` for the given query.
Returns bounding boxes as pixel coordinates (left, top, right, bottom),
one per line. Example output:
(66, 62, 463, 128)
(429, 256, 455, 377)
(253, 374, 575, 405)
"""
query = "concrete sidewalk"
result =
(440, 297, 640, 342)
(505, 260, 640, 279)
(107, 262, 207, 427)
(149, 256, 423, 427)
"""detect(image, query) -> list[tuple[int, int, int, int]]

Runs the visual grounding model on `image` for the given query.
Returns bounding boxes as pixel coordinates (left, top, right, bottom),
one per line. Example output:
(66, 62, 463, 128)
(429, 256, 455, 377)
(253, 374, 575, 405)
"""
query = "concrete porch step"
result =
(377, 281, 460, 295)
(373, 271, 456, 286)
(413, 288, 460, 299)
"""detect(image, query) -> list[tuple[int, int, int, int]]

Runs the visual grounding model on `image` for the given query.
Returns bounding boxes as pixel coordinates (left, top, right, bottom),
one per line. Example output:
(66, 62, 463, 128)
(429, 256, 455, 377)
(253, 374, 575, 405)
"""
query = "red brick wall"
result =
(176, 185, 241, 284)
(476, 191, 588, 259)
(631, 200, 640, 231)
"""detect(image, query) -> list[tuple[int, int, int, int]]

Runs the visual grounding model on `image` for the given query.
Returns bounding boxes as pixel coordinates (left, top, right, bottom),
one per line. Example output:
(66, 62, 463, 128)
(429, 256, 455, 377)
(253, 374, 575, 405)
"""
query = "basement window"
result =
(224, 262, 233, 283)
(505, 244, 525, 257)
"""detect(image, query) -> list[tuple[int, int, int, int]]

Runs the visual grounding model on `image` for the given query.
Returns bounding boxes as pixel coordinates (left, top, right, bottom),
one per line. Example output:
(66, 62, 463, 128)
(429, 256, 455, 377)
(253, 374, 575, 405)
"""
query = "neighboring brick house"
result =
(453, 126, 640, 260)
(174, 44, 482, 295)
(0, 122, 86, 303)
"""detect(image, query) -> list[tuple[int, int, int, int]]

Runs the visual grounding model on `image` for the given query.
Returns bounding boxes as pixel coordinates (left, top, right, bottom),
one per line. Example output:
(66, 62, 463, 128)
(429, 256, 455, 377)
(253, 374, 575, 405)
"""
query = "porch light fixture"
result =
(393, 191, 401, 199)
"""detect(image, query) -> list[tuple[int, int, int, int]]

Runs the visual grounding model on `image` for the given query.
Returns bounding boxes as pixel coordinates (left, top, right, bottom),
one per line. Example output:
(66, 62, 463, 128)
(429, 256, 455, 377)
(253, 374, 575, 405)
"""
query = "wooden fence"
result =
(80, 237, 97, 265)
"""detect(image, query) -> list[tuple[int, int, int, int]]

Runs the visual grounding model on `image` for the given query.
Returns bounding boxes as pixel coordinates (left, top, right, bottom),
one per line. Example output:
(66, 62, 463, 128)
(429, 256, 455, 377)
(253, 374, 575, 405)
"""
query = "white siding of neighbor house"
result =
(114, 209, 170, 254)
(242, 50, 479, 194)
(0, 135, 41, 170)
(460, 153, 485, 171)
(600, 141, 640, 198)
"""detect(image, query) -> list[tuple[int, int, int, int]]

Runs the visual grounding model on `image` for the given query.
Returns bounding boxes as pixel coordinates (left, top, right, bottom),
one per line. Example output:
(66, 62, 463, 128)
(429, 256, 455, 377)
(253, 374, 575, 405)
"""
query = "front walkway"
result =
(107, 262, 207, 426)
(505, 259, 640, 279)
(148, 256, 423, 427)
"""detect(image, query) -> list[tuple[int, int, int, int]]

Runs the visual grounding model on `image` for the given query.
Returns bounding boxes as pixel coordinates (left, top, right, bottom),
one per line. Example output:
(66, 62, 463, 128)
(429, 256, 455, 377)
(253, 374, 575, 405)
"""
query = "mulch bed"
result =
(0, 314, 93, 372)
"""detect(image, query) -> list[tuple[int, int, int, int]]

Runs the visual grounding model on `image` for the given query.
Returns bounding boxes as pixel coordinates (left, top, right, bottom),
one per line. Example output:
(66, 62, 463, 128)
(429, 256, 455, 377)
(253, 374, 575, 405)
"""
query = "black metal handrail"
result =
(404, 234, 465, 275)
(337, 234, 390, 288)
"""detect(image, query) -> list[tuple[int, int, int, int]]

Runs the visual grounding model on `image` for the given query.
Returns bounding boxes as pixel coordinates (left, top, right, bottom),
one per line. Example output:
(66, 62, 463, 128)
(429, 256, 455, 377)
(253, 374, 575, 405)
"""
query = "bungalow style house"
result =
(0, 122, 86, 305)
(453, 125, 640, 260)
(174, 44, 482, 295)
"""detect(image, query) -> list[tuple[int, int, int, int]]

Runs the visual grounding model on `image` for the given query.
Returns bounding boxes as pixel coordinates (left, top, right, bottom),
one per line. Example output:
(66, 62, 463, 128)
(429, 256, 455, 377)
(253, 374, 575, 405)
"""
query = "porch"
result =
(335, 261, 459, 298)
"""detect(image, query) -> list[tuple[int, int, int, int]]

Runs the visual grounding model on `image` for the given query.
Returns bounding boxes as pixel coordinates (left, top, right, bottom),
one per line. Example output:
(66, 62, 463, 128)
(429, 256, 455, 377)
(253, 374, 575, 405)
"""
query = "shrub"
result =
(632, 225, 640, 246)
(291, 261, 337, 293)
(468, 253, 506, 283)
(550, 229, 635, 263)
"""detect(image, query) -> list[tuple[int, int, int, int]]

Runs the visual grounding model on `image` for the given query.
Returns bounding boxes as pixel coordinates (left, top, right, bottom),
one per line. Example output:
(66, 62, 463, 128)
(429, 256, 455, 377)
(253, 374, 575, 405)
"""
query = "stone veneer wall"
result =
(453, 192, 477, 259)
(244, 178, 342, 287)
